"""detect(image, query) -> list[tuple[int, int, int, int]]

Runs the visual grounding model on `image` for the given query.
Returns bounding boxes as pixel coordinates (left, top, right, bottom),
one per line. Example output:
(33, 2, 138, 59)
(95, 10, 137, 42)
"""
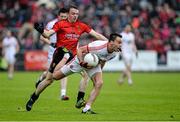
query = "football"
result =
(84, 53, 99, 67)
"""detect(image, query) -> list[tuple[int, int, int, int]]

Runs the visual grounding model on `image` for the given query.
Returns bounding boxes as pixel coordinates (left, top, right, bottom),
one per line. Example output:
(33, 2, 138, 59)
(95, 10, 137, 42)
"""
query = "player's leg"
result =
(35, 71, 47, 88)
(36, 55, 72, 95)
(8, 63, 14, 79)
(26, 47, 71, 111)
(7, 54, 15, 79)
(35, 46, 55, 87)
(53, 56, 70, 100)
(60, 77, 69, 100)
(75, 71, 90, 108)
(26, 71, 54, 111)
(125, 63, 133, 85)
(82, 71, 103, 114)
(82, 65, 102, 114)
(117, 56, 127, 84)
(117, 69, 126, 84)
(123, 55, 133, 85)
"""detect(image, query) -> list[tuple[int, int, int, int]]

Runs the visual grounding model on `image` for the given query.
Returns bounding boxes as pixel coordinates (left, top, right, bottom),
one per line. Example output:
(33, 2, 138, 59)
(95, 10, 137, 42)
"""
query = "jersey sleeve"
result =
(52, 21, 61, 32)
(87, 41, 107, 52)
(45, 22, 52, 30)
(14, 37, 18, 46)
(131, 33, 135, 42)
(2, 38, 6, 46)
(87, 42, 99, 52)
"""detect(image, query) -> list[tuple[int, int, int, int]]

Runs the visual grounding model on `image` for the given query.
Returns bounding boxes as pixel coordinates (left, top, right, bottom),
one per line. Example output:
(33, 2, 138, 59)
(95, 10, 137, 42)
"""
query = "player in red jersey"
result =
(26, 5, 108, 111)
(36, 8, 70, 101)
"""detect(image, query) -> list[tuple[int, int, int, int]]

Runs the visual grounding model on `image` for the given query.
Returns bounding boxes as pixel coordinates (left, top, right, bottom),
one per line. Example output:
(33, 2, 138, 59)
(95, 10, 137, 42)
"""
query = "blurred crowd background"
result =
(0, 0, 180, 68)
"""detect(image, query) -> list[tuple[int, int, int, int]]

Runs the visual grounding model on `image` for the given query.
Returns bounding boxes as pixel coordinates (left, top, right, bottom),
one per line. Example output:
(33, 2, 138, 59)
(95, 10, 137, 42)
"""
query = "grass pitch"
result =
(0, 71, 180, 121)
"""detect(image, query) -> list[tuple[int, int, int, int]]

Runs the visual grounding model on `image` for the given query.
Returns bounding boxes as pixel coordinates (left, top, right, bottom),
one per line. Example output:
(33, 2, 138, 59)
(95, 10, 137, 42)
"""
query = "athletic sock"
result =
(61, 89, 66, 97)
(128, 79, 133, 85)
(82, 104, 91, 112)
(77, 91, 85, 102)
(31, 92, 39, 101)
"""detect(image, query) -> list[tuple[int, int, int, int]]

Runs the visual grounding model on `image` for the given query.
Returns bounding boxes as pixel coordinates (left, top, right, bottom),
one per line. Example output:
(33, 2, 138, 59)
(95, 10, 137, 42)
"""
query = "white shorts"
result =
(61, 56, 102, 78)
(47, 46, 56, 67)
(4, 52, 16, 64)
(122, 53, 133, 66)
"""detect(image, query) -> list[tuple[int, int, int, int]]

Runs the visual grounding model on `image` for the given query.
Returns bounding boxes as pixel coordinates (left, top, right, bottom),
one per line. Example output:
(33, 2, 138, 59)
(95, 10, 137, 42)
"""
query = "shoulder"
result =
(129, 32, 134, 36)
(11, 37, 18, 42)
(89, 40, 108, 47)
(54, 19, 68, 25)
(76, 20, 89, 26)
(2, 37, 7, 43)
(47, 18, 58, 26)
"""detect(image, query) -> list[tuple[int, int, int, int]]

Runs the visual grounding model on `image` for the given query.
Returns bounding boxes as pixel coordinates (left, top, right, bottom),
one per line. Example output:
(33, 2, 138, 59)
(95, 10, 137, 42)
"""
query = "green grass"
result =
(0, 71, 180, 121)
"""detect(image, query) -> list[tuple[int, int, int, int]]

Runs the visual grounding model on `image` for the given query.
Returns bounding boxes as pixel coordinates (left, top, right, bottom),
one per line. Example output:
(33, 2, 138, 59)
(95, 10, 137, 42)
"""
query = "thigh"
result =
(61, 57, 83, 75)
(54, 53, 70, 71)
(91, 71, 103, 86)
(123, 54, 133, 67)
(47, 46, 55, 67)
(48, 47, 73, 73)
(5, 53, 15, 64)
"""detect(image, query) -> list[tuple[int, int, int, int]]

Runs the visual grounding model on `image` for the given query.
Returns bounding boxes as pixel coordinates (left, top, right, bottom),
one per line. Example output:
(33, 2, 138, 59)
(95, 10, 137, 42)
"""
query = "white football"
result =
(84, 53, 99, 67)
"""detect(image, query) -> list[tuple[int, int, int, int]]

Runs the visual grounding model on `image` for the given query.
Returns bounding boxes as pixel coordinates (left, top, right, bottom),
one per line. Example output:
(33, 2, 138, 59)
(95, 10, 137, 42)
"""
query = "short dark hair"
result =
(67, 5, 78, 12)
(109, 33, 122, 42)
(58, 8, 68, 15)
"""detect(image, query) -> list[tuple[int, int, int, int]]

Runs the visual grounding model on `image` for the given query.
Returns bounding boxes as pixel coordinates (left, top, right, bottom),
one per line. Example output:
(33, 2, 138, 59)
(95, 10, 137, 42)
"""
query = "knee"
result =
(52, 71, 59, 80)
(53, 70, 64, 80)
(95, 80, 103, 89)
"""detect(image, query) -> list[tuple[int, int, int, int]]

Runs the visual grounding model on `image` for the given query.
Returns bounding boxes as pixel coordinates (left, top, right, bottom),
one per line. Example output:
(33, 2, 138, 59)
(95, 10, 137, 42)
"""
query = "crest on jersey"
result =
(77, 25, 81, 32)
(63, 47, 69, 53)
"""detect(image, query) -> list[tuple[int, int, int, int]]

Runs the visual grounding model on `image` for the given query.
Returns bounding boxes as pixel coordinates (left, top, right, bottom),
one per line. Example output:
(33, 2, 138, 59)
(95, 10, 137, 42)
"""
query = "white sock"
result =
(61, 89, 66, 97)
(83, 104, 91, 112)
(128, 79, 133, 85)
(8, 73, 13, 79)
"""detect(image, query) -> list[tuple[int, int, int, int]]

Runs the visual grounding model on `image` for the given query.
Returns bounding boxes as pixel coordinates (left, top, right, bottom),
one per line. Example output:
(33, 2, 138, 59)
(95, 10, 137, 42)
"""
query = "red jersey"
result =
(53, 19, 91, 55)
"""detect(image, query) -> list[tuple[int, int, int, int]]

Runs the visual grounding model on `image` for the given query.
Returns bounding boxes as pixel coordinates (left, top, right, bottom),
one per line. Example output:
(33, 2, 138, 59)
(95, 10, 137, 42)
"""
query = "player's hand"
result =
(34, 22, 44, 34)
(80, 61, 88, 68)
(50, 43, 56, 48)
(79, 61, 93, 69)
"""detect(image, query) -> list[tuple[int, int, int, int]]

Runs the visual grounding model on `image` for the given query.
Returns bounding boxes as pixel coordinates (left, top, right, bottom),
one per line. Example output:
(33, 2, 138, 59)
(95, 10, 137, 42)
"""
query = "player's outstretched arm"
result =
(40, 35, 56, 48)
(40, 35, 51, 45)
(89, 29, 108, 41)
(34, 22, 55, 38)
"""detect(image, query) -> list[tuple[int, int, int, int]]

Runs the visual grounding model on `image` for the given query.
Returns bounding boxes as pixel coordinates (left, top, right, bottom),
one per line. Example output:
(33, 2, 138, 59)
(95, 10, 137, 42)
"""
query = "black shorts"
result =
(48, 47, 73, 73)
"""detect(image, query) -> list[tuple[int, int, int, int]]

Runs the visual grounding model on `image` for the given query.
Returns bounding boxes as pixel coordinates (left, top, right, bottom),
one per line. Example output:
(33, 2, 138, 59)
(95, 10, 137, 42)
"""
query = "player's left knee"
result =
(53, 71, 64, 81)
(95, 81, 103, 89)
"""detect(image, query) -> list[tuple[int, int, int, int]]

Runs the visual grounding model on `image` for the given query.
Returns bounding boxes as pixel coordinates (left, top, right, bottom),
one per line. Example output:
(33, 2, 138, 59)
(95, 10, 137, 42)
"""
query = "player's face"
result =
(68, 8, 79, 23)
(112, 36, 122, 52)
(125, 25, 131, 32)
(7, 31, 12, 37)
(59, 13, 68, 20)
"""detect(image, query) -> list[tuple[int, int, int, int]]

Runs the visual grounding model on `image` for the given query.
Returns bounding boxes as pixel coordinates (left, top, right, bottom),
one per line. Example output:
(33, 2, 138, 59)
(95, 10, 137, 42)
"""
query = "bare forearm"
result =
(42, 30, 54, 38)
(40, 35, 50, 44)
(96, 33, 108, 41)
(89, 30, 108, 41)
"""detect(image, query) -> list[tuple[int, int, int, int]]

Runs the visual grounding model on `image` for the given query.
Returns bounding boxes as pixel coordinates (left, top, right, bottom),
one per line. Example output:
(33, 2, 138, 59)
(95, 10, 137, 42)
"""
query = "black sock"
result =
(77, 91, 85, 102)
(31, 92, 39, 101)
